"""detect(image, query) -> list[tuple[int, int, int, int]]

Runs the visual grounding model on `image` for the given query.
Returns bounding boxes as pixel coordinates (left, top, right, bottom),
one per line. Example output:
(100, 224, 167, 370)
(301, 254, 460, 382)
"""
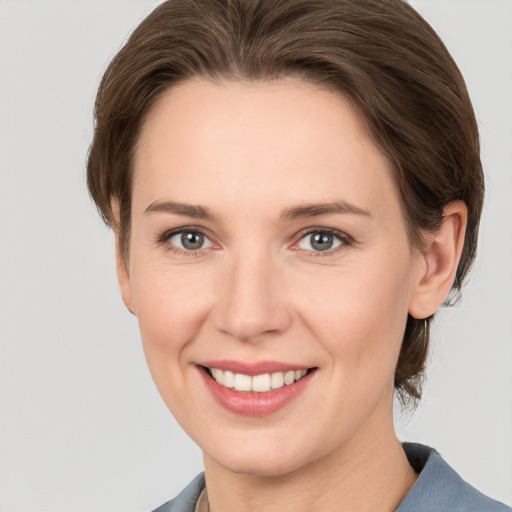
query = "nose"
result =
(213, 250, 292, 343)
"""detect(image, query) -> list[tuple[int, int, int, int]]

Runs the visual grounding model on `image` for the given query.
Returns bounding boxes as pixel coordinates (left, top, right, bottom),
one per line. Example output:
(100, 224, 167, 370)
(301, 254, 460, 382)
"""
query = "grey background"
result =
(0, 1, 510, 510)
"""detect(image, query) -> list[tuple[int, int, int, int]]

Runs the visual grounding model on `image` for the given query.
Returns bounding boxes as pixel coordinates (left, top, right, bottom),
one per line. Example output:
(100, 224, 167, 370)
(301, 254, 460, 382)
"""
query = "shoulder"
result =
(151, 473, 205, 512)
(397, 443, 510, 512)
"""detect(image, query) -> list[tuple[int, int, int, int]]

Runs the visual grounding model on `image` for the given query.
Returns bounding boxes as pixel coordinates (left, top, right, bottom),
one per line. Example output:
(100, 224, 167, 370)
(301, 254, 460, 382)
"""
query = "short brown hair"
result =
(87, 0, 484, 405)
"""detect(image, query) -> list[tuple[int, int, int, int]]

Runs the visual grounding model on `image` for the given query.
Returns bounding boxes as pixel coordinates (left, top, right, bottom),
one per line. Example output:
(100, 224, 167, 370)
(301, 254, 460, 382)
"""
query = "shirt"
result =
(152, 443, 510, 511)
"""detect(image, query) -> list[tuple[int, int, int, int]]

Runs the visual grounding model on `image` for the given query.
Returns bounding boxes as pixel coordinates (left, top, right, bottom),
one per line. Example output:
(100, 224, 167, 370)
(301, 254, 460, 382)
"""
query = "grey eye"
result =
(169, 230, 212, 251)
(298, 231, 343, 252)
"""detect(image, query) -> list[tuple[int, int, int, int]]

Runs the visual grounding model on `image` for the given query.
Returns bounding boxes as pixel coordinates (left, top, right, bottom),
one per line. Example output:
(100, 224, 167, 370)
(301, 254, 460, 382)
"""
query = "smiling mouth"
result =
(203, 366, 313, 393)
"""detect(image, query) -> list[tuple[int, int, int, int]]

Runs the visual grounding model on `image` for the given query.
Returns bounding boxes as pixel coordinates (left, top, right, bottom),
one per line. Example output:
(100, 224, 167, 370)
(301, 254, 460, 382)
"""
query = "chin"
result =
(202, 433, 321, 478)
(216, 453, 307, 478)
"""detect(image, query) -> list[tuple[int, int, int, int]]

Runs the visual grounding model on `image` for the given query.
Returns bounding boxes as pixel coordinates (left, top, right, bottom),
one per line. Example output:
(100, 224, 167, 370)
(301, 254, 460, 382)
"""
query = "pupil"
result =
(181, 231, 204, 250)
(311, 232, 333, 251)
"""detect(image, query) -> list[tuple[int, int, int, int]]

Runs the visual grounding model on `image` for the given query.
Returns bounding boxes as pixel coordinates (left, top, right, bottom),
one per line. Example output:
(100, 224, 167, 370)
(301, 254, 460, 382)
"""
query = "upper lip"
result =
(199, 360, 312, 376)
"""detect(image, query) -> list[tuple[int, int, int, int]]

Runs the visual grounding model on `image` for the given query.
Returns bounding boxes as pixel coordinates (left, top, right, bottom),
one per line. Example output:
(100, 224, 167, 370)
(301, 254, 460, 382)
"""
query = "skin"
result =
(114, 78, 467, 512)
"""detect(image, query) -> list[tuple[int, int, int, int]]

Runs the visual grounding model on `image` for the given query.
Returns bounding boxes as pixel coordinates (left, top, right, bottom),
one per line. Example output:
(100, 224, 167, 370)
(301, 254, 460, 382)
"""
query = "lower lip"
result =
(199, 367, 314, 416)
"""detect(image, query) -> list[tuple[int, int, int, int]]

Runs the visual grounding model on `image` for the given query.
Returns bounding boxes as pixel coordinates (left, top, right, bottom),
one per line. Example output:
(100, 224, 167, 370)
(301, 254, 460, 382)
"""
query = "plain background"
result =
(0, 1, 510, 511)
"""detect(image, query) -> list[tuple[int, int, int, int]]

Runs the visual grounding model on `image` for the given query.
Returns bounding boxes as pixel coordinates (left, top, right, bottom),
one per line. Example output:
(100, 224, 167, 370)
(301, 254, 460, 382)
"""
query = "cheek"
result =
(294, 252, 413, 382)
(128, 257, 214, 388)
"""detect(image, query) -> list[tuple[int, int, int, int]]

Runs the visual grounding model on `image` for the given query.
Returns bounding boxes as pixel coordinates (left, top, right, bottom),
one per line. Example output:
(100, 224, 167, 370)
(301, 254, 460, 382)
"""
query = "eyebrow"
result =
(280, 201, 372, 221)
(144, 199, 371, 221)
(144, 200, 214, 219)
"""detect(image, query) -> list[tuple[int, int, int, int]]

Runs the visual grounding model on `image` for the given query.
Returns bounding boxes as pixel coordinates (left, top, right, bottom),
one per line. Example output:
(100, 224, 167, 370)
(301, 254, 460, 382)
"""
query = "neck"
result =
(203, 404, 417, 512)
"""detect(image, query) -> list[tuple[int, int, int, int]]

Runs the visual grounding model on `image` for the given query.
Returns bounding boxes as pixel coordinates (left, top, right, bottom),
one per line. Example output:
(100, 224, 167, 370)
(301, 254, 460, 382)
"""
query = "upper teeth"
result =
(209, 368, 308, 393)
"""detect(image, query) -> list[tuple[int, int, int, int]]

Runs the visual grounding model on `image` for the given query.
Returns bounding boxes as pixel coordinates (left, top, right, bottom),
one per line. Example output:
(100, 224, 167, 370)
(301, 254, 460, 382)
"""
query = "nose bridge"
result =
(214, 243, 291, 342)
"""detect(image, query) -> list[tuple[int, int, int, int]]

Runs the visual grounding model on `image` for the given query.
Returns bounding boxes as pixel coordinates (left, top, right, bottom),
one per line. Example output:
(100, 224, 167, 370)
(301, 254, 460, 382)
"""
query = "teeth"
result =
(209, 367, 309, 392)
(234, 373, 252, 391)
(252, 373, 271, 392)
(223, 370, 235, 388)
(284, 371, 295, 385)
(270, 372, 284, 389)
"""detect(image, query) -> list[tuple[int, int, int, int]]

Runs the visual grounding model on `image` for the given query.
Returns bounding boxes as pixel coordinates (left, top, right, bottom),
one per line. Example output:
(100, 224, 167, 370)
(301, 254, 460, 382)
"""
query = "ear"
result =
(112, 202, 136, 316)
(408, 201, 468, 319)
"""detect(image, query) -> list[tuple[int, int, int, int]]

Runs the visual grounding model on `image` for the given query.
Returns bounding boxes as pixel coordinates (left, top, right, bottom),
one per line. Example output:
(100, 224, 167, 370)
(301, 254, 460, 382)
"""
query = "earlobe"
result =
(408, 201, 468, 320)
(112, 202, 136, 316)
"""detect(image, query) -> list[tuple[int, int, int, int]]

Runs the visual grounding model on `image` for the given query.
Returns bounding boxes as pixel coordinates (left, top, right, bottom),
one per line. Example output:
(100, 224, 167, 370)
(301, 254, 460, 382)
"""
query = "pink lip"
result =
(198, 365, 315, 417)
(200, 360, 310, 376)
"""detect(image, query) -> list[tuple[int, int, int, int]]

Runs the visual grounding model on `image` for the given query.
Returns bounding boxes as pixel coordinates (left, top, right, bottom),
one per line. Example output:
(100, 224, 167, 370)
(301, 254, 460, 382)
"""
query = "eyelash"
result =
(293, 227, 353, 257)
(155, 226, 353, 257)
(156, 226, 213, 257)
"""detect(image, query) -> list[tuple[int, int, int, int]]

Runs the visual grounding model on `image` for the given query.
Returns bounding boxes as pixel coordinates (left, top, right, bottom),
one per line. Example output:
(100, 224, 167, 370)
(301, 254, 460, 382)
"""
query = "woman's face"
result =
(121, 78, 425, 476)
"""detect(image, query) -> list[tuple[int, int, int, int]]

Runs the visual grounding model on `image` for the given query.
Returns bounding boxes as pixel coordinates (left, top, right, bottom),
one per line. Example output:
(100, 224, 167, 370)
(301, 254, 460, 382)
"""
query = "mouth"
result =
(204, 366, 311, 393)
(197, 363, 317, 416)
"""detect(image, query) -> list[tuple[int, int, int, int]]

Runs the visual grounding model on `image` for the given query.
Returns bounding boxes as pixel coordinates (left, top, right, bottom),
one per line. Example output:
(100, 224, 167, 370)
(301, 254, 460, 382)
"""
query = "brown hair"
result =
(87, 0, 484, 406)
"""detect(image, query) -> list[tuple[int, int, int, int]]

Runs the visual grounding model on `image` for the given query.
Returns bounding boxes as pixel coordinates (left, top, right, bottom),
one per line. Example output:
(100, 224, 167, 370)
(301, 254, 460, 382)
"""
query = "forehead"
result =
(133, 77, 399, 217)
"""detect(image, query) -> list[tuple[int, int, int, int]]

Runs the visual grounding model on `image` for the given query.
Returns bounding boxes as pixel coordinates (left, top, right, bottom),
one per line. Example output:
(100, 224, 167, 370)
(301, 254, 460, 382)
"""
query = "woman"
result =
(87, 0, 509, 510)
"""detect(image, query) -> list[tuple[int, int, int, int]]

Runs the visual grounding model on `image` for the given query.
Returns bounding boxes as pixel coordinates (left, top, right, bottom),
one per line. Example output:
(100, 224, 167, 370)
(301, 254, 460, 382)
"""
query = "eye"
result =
(297, 230, 345, 252)
(167, 229, 214, 251)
